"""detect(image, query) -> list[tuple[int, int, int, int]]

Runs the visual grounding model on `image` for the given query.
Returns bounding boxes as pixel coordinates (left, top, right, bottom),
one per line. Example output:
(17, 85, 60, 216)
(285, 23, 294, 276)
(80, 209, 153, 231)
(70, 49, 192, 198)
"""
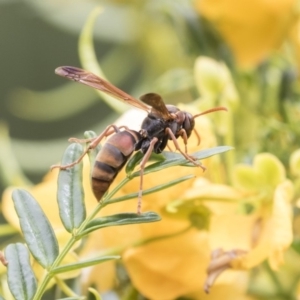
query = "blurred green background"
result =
(0, 0, 229, 191)
(1, 1, 122, 188)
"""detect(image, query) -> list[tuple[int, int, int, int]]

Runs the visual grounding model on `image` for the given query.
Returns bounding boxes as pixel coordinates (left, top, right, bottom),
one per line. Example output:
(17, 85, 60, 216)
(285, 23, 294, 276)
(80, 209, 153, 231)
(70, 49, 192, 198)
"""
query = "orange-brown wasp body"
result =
(91, 128, 141, 200)
(53, 66, 227, 214)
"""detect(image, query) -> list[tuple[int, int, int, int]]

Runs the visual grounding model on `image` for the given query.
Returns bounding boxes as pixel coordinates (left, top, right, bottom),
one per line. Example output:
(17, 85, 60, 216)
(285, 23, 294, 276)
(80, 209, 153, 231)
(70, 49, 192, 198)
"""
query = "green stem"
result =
(33, 176, 131, 299)
(263, 261, 295, 299)
(33, 236, 77, 300)
(55, 276, 80, 298)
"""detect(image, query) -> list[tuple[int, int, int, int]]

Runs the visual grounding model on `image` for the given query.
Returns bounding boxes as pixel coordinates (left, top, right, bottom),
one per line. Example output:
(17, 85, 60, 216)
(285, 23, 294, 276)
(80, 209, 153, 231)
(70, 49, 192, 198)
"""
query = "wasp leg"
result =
(176, 128, 189, 154)
(68, 126, 130, 144)
(137, 137, 159, 214)
(193, 127, 201, 146)
(166, 128, 206, 172)
(177, 127, 201, 151)
(51, 125, 123, 171)
(0, 251, 8, 266)
(69, 137, 96, 143)
(102, 125, 129, 138)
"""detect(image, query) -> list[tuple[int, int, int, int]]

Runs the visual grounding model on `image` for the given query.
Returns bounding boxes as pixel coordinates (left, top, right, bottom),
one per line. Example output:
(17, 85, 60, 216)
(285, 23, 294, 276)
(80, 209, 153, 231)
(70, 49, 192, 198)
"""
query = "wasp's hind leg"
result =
(68, 125, 129, 144)
(51, 125, 125, 171)
(166, 128, 206, 172)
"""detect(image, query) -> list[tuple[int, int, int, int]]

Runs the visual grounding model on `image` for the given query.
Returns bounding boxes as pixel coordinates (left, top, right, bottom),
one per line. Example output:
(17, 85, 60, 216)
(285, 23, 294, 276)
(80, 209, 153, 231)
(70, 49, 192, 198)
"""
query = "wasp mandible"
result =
(52, 66, 227, 214)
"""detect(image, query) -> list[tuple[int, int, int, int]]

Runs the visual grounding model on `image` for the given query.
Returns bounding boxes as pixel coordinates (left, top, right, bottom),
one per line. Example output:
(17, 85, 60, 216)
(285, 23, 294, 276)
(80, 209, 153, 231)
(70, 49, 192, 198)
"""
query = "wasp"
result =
(53, 66, 227, 214)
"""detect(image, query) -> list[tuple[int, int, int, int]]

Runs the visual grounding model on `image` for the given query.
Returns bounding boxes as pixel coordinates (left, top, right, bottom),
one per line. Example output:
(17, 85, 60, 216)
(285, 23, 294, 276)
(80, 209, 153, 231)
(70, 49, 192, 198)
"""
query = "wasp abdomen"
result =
(91, 130, 139, 200)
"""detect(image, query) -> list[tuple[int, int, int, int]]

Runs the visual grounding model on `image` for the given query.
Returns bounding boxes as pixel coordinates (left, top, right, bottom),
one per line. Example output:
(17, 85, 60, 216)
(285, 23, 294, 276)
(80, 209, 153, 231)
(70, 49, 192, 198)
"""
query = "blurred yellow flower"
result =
(194, 56, 239, 110)
(233, 153, 286, 193)
(195, 0, 297, 67)
(180, 153, 293, 292)
(190, 270, 256, 300)
(290, 148, 300, 177)
(123, 230, 210, 300)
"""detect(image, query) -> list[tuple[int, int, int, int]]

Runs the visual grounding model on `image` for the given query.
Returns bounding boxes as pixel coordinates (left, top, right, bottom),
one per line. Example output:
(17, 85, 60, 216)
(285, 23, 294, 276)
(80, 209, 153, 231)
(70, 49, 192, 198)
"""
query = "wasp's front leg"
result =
(166, 128, 206, 172)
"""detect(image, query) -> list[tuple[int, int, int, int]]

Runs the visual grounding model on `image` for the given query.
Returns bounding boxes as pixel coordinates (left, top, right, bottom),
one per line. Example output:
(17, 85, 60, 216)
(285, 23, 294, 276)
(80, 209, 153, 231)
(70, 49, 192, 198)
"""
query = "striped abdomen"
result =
(91, 130, 140, 200)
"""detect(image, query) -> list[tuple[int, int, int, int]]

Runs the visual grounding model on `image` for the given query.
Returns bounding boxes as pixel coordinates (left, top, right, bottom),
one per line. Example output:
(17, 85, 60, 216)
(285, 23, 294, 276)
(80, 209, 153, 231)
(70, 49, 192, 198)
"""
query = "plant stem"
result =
(263, 261, 296, 300)
(33, 236, 77, 300)
(32, 176, 132, 299)
(55, 276, 80, 298)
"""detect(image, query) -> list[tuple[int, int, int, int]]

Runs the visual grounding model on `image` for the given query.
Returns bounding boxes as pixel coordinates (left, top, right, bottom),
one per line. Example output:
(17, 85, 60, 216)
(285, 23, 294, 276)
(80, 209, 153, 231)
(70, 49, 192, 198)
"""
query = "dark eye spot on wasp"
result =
(52, 66, 227, 214)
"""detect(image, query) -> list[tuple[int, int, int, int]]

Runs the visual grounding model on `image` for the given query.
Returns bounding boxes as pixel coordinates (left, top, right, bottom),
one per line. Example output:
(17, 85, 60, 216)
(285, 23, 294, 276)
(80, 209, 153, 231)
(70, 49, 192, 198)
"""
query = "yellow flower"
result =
(194, 56, 239, 110)
(233, 154, 293, 268)
(207, 178, 293, 270)
(290, 148, 300, 177)
(195, 0, 297, 67)
(234, 180, 293, 270)
(179, 153, 293, 292)
(233, 153, 286, 194)
(190, 270, 256, 300)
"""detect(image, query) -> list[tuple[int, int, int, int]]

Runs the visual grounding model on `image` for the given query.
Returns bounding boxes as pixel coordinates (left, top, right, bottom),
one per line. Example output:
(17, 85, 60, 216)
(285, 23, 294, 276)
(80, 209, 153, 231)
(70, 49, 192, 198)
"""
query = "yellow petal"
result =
(233, 153, 286, 192)
(190, 270, 255, 300)
(234, 180, 293, 269)
(268, 180, 293, 269)
(194, 57, 239, 111)
(290, 148, 300, 177)
(184, 178, 242, 200)
(196, 0, 297, 67)
(194, 57, 230, 97)
(209, 212, 257, 250)
(123, 230, 210, 300)
(79, 231, 117, 292)
(80, 260, 116, 293)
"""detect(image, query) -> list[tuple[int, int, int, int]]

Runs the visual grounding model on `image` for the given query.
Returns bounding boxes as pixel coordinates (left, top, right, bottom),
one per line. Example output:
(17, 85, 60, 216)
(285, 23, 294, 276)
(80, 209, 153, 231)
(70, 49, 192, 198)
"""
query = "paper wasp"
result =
(53, 66, 227, 214)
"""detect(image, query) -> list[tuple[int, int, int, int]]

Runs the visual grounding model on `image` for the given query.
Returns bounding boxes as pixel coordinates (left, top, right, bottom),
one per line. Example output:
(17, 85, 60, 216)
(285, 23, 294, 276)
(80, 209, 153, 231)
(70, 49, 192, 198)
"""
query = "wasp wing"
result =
(139, 93, 172, 119)
(55, 66, 150, 112)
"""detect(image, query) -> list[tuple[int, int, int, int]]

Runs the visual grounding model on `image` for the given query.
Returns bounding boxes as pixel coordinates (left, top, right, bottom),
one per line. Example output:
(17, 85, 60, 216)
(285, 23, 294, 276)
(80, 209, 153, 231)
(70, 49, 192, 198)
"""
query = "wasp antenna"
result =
(193, 106, 227, 119)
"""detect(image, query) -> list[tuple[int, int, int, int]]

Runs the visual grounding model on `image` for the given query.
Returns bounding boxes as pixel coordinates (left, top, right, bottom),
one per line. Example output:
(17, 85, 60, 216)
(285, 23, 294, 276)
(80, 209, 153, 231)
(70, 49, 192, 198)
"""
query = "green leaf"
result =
(5, 243, 37, 300)
(52, 255, 120, 274)
(131, 146, 233, 177)
(57, 143, 86, 232)
(80, 212, 161, 236)
(125, 151, 143, 175)
(108, 174, 194, 204)
(126, 151, 165, 175)
(12, 189, 59, 268)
